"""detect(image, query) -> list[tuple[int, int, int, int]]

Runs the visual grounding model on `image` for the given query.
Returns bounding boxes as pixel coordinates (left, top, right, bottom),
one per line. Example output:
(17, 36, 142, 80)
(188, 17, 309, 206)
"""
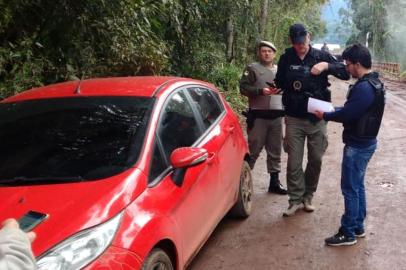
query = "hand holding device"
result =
(266, 82, 282, 94)
(18, 211, 49, 232)
(2, 218, 37, 243)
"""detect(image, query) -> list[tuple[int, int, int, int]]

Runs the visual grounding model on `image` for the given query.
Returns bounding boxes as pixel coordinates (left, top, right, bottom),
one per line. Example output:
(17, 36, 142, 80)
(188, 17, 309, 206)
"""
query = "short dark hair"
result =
(342, 43, 372, 68)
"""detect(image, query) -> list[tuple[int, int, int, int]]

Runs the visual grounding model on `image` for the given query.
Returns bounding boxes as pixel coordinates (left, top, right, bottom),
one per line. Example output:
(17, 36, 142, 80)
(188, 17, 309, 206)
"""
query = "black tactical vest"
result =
(282, 50, 331, 118)
(345, 73, 385, 138)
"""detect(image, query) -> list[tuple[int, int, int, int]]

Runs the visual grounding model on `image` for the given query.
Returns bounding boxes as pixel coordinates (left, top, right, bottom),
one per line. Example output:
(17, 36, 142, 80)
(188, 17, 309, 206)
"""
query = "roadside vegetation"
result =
(0, 0, 327, 110)
(341, 0, 406, 70)
(1, 0, 404, 110)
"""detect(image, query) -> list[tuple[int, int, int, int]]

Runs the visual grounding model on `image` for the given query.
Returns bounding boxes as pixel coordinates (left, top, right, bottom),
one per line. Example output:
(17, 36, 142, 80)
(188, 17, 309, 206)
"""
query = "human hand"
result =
(2, 218, 36, 243)
(262, 87, 280, 95)
(314, 110, 324, 120)
(311, 62, 329, 75)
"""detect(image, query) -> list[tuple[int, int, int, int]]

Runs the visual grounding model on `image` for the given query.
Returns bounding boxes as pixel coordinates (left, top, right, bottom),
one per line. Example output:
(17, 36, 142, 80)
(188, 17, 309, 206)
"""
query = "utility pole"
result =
(366, 32, 370, 48)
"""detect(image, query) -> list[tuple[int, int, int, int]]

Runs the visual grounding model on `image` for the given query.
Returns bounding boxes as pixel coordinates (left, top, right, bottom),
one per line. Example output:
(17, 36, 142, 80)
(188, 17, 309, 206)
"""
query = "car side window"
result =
(187, 87, 223, 130)
(158, 90, 202, 159)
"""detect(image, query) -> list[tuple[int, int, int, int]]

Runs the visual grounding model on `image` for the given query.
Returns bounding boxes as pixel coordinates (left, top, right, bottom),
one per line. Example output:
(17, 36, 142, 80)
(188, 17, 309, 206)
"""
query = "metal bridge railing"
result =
(372, 62, 400, 80)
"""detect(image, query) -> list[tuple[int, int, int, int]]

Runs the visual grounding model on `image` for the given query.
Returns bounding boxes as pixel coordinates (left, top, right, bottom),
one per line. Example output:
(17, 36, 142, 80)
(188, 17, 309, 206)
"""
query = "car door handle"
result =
(206, 152, 216, 165)
(225, 124, 235, 133)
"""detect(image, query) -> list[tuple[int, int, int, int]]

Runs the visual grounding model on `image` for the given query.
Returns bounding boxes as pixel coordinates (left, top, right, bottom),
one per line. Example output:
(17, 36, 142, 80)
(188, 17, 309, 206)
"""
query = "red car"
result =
(0, 77, 253, 270)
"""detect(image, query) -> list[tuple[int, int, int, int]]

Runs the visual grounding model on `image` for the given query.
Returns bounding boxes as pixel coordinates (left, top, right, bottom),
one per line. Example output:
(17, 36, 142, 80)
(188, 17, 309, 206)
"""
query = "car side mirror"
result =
(170, 147, 208, 169)
(170, 147, 208, 187)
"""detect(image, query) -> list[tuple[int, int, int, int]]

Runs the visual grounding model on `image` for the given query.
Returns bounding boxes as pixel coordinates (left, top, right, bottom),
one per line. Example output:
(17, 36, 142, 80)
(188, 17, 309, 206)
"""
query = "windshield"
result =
(0, 96, 154, 185)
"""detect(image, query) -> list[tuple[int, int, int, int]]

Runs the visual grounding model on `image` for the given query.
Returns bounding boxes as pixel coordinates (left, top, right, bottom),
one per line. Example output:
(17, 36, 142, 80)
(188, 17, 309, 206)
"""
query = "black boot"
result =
(268, 172, 287, 195)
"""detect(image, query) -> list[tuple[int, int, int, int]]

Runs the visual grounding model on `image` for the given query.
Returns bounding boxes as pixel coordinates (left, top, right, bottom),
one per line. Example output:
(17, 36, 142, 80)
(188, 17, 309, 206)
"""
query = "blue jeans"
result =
(340, 143, 376, 239)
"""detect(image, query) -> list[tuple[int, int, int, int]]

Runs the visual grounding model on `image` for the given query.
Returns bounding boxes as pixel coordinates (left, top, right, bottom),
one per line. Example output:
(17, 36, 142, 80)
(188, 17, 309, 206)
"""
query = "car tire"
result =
(229, 161, 253, 218)
(142, 248, 174, 270)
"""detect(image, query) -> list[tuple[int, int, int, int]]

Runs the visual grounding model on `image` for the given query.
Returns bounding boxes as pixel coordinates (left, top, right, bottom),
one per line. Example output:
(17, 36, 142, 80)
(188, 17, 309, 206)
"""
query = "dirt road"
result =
(188, 78, 406, 270)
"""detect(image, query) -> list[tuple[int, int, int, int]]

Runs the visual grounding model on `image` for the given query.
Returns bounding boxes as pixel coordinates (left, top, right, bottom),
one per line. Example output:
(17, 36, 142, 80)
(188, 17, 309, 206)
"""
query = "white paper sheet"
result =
(269, 94, 283, 110)
(307, 97, 334, 114)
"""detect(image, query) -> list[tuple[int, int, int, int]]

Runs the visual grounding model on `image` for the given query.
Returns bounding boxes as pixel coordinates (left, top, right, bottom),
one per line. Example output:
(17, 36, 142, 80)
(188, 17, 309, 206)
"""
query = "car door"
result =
(150, 88, 221, 263)
(188, 87, 242, 213)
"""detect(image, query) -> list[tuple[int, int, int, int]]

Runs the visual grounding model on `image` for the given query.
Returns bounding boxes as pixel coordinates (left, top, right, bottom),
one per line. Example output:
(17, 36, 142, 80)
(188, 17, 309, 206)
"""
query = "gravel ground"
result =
(188, 77, 406, 270)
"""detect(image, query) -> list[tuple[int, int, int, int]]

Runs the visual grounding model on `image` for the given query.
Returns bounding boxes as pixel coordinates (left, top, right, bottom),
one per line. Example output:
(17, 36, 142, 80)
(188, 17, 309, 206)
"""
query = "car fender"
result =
(112, 207, 183, 269)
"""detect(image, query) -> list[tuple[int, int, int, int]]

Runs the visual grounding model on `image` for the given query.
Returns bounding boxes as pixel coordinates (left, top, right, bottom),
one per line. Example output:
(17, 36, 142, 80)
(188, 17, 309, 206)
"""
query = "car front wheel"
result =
(142, 248, 174, 270)
(229, 161, 253, 218)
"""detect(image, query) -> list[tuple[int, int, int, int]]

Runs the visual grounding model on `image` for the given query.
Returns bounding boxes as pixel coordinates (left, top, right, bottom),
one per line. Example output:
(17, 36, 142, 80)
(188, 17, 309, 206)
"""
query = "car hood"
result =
(0, 168, 147, 256)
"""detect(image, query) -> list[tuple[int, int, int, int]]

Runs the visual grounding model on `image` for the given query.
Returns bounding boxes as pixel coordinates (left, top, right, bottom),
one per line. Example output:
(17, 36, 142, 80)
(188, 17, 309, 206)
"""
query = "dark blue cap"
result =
(289, 23, 308, 44)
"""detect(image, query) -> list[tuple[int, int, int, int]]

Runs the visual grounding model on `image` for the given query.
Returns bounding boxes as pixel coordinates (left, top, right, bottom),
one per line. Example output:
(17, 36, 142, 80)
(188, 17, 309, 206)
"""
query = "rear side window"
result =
(158, 91, 202, 160)
(188, 87, 223, 130)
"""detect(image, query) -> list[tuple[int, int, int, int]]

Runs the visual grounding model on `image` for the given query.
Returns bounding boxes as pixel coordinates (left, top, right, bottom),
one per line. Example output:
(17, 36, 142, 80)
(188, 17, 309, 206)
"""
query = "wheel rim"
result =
(152, 261, 171, 270)
(241, 166, 253, 212)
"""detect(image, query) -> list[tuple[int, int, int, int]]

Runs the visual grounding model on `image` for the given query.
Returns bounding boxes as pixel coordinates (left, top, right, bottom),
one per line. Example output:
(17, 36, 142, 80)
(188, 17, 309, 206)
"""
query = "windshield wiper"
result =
(0, 176, 84, 186)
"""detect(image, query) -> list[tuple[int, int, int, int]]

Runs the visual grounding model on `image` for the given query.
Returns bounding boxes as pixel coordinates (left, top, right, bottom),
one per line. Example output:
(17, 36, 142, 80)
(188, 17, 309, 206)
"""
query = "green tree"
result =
(1, 0, 329, 104)
(0, 0, 169, 96)
(345, 0, 404, 63)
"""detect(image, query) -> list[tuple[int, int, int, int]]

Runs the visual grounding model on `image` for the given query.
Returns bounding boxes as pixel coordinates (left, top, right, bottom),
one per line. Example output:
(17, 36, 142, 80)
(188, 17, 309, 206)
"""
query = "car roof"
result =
(3, 76, 217, 103)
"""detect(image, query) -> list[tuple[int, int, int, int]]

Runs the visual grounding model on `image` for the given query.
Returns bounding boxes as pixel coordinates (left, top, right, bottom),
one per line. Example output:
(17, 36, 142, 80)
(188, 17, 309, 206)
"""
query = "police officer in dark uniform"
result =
(240, 40, 287, 194)
(274, 23, 350, 216)
(314, 43, 385, 246)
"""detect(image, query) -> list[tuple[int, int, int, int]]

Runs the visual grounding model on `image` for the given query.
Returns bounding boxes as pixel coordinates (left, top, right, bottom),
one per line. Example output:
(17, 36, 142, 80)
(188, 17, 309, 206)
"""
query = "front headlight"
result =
(37, 212, 123, 270)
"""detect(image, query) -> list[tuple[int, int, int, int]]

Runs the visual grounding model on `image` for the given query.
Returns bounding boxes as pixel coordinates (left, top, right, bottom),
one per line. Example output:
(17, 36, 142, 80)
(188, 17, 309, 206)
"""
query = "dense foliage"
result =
(0, 0, 327, 109)
(343, 0, 406, 69)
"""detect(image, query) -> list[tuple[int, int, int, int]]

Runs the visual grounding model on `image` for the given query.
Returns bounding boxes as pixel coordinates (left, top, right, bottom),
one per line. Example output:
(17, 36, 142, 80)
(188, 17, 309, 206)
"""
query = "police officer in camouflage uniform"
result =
(274, 24, 350, 216)
(240, 40, 287, 195)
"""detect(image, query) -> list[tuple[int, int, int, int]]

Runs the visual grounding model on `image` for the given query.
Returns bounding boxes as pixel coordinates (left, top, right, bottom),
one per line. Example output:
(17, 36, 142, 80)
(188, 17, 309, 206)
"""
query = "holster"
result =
(242, 110, 255, 130)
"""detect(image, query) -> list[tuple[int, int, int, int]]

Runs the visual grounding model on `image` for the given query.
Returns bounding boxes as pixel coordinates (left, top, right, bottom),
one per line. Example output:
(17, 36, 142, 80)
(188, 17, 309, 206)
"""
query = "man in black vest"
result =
(315, 43, 385, 246)
(275, 23, 350, 216)
(240, 40, 287, 194)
